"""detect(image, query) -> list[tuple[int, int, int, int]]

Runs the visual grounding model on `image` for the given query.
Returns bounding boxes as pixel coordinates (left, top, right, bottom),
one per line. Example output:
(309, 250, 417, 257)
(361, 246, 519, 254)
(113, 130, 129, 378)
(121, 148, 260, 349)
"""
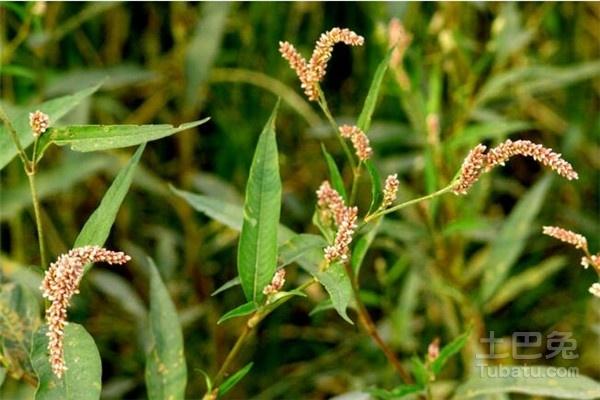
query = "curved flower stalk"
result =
(542, 226, 600, 298)
(453, 139, 578, 195)
(279, 27, 364, 101)
(41, 246, 130, 377)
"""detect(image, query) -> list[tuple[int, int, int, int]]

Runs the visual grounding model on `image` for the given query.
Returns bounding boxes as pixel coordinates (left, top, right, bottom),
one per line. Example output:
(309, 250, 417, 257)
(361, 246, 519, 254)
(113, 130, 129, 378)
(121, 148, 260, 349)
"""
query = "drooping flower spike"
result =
(453, 139, 578, 195)
(41, 246, 130, 378)
(279, 28, 364, 101)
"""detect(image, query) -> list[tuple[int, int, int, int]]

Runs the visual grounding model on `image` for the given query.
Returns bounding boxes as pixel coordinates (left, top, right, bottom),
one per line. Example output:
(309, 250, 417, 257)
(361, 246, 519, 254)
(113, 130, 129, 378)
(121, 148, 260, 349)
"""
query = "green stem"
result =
(343, 262, 413, 384)
(365, 184, 455, 222)
(211, 279, 318, 389)
(349, 161, 362, 204)
(27, 169, 47, 268)
(317, 88, 357, 171)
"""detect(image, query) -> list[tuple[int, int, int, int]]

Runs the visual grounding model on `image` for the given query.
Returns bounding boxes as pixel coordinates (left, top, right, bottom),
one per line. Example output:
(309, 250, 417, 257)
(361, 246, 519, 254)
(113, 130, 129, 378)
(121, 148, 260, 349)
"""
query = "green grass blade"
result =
(479, 175, 552, 303)
(217, 302, 257, 325)
(0, 82, 102, 170)
(35, 118, 209, 161)
(237, 102, 282, 303)
(145, 258, 187, 400)
(321, 144, 347, 201)
(431, 329, 471, 375)
(32, 324, 102, 400)
(74, 144, 145, 273)
(218, 362, 253, 397)
(484, 256, 566, 313)
(365, 160, 383, 214)
(185, 3, 232, 109)
(357, 48, 393, 133)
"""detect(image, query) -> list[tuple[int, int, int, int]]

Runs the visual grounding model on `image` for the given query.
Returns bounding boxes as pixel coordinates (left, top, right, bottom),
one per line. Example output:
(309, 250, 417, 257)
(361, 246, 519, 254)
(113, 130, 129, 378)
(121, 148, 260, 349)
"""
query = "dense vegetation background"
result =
(1, 2, 598, 399)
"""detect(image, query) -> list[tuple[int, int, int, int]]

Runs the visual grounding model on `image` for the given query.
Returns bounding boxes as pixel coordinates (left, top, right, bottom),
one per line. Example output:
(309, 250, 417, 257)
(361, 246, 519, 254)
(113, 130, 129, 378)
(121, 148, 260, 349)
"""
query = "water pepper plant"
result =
(1, 14, 599, 400)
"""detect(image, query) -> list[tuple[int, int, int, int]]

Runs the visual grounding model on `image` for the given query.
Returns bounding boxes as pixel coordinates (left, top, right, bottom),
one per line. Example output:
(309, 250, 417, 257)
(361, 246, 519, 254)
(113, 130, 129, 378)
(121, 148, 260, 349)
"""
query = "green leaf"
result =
(185, 3, 232, 108)
(218, 362, 253, 397)
(357, 48, 393, 133)
(431, 329, 471, 375)
(410, 356, 429, 387)
(212, 276, 241, 297)
(453, 367, 600, 399)
(74, 144, 145, 273)
(0, 154, 111, 221)
(145, 258, 187, 400)
(32, 324, 102, 400)
(0, 82, 102, 170)
(485, 256, 566, 313)
(278, 234, 328, 268)
(172, 190, 353, 323)
(238, 102, 282, 303)
(0, 283, 41, 382)
(36, 118, 209, 161)
(321, 144, 347, 201)
(217, 302, 257, 325)
(479, 175, 551, 302)
(212, 235, 325, 297)
(365, 160, 383, 214)
(294, 249, 353, 324)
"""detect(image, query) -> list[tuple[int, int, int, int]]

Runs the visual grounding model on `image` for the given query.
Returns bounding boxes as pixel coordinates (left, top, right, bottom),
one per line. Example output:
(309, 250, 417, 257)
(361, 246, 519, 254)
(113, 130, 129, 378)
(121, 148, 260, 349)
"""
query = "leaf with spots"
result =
(35, 118, 209, 161)
(145, 258, 187, 400)
(31, 323, 102, 400)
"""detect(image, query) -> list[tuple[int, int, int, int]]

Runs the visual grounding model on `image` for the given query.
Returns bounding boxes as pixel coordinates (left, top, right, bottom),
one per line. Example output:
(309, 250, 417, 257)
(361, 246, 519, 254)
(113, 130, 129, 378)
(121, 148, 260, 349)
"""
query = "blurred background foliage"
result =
(0, 2, 599, 399)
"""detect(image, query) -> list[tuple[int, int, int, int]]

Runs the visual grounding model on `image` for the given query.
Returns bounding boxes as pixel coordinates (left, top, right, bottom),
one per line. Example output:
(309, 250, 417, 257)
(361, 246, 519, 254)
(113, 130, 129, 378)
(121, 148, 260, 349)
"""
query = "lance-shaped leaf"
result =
(171, 189, 353, 323)
(145, 259, 187, 400)
(321, 144, 347, 201)
(479, 175, 551, 302)
(356, 50, 392, 214)
(237, 103, 282, 304)
(31, 324, 102, 400)
(35, 118, 209, 161)
(74, 144, 145, 274)
(0, 82, 102, 170)
(218, 362, 253, 398)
